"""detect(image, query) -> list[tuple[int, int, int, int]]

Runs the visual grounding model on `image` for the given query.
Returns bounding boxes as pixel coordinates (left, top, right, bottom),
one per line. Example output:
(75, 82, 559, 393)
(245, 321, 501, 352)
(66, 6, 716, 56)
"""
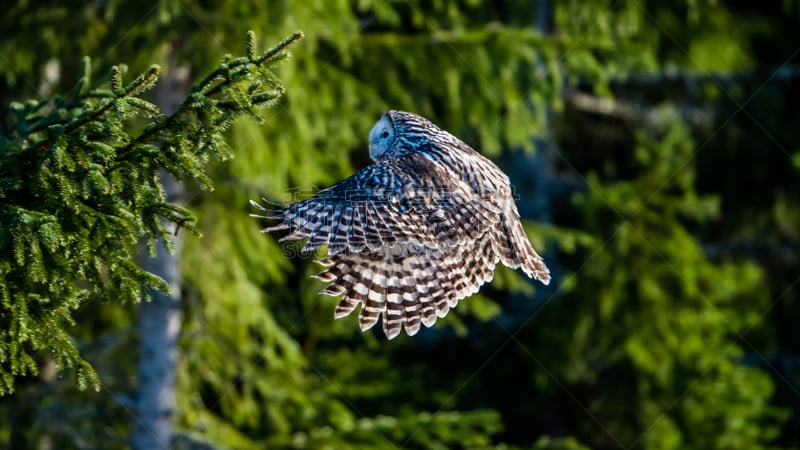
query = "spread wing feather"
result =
(313, 231, 500, 339)
(251, 153, 503, 256)
(251, 117, 551, 339)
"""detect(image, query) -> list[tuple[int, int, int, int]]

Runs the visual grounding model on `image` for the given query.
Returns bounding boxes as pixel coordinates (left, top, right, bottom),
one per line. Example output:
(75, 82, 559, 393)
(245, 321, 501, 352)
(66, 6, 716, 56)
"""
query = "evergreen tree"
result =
(1, 1, 798, 449)
(0, 29, 302, 445)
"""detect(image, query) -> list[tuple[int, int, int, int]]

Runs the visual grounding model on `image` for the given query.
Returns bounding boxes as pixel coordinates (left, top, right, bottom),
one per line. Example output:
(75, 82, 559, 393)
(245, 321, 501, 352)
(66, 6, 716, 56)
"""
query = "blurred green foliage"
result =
(1, 1, 799, 449)
(0, 32, 300, 396)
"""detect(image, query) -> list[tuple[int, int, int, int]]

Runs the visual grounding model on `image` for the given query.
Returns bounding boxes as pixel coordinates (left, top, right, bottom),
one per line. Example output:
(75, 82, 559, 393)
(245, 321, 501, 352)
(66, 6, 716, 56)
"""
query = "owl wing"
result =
(251, 152, 504, 256)
(313, 229, 499, 339)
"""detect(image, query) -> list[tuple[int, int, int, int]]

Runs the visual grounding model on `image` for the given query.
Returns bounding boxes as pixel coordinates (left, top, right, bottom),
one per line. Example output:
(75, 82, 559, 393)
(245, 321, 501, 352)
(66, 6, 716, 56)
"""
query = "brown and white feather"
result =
(252, 110, 550, 339)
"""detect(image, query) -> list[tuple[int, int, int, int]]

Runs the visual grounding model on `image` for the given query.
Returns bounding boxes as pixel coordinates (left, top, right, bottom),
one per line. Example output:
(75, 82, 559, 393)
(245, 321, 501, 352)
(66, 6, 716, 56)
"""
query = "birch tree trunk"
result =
(131, 43, 190, 450)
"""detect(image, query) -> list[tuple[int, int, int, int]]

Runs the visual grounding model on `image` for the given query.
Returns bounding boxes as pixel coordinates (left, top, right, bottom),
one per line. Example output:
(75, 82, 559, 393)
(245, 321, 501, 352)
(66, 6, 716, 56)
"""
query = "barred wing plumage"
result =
(251, 110, 550, 339)
(253, 152, 503, 255)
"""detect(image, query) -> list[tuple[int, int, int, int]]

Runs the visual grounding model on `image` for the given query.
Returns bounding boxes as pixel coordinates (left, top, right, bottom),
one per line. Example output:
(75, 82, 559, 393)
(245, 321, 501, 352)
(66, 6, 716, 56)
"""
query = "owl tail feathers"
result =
(505, 216, 551, 286)
(520, 247, 551, 286)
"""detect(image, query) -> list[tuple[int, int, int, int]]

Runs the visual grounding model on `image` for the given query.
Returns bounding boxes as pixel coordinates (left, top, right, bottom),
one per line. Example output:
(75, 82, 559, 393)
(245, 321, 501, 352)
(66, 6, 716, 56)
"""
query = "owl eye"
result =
(381, 131, 390, 139)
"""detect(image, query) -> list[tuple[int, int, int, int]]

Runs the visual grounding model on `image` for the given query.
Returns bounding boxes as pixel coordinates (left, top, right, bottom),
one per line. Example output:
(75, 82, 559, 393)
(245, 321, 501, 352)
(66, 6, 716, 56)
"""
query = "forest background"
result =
(1, 1, 799, 449)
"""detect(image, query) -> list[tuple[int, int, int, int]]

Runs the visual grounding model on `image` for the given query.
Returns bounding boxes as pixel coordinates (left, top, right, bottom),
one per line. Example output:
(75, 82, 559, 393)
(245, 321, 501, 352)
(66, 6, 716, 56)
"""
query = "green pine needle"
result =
(0, 31, 302, 395)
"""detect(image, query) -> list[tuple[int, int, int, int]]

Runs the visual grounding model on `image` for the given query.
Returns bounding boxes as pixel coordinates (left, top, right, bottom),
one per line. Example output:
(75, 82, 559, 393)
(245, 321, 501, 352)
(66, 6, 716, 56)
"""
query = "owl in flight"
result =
(252, 111, 550, 339)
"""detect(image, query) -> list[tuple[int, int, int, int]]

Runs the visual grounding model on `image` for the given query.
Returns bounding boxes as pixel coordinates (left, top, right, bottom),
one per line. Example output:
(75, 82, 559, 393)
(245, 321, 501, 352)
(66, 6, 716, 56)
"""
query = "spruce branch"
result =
(0, 31, 302, 395)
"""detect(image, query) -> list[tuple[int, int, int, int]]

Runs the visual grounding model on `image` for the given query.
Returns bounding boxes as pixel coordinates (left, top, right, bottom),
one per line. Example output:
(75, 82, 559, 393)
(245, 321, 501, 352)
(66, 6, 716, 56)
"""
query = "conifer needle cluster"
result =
(0, 31, 303, 394)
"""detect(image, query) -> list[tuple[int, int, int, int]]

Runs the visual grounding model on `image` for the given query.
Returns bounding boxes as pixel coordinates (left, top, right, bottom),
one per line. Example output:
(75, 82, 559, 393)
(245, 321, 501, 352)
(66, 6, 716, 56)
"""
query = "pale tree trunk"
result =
(131, 43, 190, 450)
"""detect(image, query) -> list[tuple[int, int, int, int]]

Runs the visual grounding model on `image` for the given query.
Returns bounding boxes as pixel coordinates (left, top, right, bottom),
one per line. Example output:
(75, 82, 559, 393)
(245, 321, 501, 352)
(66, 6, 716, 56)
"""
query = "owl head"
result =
(368, 110, 438, 162)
